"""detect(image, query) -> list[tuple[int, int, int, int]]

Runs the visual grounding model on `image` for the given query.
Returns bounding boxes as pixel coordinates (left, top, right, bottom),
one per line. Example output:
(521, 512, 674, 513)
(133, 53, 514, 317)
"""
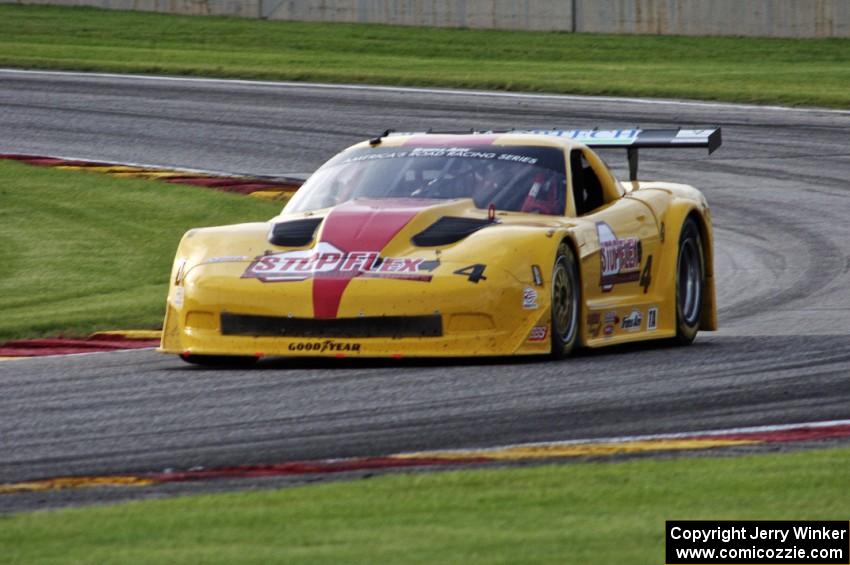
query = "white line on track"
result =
(3, 68, 850, 116)
(409, 419, 850, 454)
(0, 347, 157, 361)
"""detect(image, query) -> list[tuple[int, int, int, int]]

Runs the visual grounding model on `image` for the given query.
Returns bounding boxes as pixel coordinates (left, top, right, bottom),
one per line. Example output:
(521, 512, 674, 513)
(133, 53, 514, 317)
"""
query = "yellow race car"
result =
(160, 128, 721, 365)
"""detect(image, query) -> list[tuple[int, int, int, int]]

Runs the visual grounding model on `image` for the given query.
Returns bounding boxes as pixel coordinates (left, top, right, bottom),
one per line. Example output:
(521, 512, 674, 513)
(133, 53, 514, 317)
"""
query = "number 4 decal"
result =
(639, 255, 653, 293)
(453, 264, 487, 283)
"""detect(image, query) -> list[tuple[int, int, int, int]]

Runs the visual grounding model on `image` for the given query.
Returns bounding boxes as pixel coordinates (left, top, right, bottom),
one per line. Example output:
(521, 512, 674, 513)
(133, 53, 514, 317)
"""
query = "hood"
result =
(279, 198, 487, 318)
(181, 198, 557, 319)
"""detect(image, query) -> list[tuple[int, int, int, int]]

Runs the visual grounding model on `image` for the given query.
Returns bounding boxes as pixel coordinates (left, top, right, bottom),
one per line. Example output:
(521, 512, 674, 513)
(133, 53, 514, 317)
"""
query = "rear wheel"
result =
(675, 217, 705, 345)
(180, 354, 258, 368)
(551, 243, 581, 359)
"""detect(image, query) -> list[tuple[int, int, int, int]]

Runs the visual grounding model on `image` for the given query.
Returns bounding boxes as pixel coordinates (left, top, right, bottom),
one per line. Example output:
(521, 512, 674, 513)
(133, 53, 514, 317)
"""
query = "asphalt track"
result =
(1, 70, 849, 510)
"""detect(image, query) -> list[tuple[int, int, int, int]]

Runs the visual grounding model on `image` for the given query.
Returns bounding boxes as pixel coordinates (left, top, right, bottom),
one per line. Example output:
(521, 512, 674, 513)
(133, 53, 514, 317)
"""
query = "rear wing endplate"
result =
(514, 128, 722, 181)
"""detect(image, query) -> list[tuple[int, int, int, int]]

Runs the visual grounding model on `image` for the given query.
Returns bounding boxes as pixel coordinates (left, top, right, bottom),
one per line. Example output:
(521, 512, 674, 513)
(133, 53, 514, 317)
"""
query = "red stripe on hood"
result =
(313, 200, 423, 318)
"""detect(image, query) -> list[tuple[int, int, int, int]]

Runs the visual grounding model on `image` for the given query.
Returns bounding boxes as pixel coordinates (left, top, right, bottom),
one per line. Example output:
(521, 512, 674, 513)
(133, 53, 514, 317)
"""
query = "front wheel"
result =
(551, 243, 581, 359)
(674, 217, 705, 345)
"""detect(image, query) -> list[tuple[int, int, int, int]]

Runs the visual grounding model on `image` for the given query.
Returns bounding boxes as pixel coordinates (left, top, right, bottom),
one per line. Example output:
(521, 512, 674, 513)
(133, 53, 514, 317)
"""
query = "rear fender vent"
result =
(411, 217, 496, 247)
(268, 218, 323, 247)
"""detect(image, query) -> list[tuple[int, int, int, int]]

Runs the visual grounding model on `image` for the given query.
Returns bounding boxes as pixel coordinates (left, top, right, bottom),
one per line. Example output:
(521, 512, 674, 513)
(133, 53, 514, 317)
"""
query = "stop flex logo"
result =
(242, 242, 436, 283)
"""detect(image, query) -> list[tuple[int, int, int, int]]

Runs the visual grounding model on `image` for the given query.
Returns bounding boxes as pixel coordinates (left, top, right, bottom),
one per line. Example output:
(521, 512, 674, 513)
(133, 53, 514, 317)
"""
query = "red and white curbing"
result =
(0, 153, 303, 201)
(0, 331, 161, 359)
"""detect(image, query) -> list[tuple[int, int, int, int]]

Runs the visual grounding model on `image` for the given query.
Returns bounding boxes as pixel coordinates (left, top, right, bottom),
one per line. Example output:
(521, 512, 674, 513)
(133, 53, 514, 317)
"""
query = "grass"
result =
(0, 160, 280, 341)
(1, 5, 850, 107)
(3, 447, 849, 563)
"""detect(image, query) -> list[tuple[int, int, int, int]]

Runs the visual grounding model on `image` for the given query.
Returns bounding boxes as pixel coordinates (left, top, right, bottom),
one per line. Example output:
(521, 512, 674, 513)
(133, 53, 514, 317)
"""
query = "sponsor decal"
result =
(514, 129, 715, 146)
(603, 324, 615, 337)
(596, 222, 642, 292)
(647, 307, 658, 331)
(242, 242, 433, 283)
(517, 129, 640, 144)
(172, 287, 184, 309)
(523, 287, 539, 310)
(621, 309, 642, 332)
(288, 341, 362, 353)
(531, 265, 543, 286)
(528, 326, 548, 342)
(587, 313, 602, 337)
(348, 146, 540, 165)
(604, 311, 619, 324)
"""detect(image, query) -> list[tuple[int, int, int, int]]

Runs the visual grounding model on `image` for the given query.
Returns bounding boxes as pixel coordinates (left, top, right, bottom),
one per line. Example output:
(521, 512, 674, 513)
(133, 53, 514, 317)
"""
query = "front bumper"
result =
(159, 261, 552, 358)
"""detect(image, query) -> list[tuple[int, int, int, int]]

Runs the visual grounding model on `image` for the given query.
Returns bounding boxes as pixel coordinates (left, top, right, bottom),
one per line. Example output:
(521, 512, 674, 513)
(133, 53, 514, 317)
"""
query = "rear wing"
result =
(513, 128, 722, 181)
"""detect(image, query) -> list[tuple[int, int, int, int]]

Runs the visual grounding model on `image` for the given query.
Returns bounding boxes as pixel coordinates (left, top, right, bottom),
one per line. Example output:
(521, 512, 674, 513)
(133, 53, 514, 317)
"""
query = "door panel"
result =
(580, 198, 661, 308)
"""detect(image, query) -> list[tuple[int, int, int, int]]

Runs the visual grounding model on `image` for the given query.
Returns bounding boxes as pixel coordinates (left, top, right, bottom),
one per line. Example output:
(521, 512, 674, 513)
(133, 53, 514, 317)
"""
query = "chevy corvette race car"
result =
(160, 128, 721, 365)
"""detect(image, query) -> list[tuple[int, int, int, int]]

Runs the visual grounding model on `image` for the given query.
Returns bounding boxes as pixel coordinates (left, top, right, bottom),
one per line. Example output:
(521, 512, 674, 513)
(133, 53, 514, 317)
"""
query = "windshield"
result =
(284, 145, 567, 215)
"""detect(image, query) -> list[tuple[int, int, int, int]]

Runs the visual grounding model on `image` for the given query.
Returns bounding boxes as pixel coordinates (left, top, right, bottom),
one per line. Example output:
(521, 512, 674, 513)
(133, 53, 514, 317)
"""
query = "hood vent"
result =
(268, 218, 323, 247)
(412, 217, 496, 247)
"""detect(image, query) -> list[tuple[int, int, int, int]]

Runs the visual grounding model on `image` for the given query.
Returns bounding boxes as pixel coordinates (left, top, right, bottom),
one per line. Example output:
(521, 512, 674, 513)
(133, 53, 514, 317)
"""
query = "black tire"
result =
(180, 354, 258, 368)
(550, 242, 581, 359)
(674, 217, 706, 345)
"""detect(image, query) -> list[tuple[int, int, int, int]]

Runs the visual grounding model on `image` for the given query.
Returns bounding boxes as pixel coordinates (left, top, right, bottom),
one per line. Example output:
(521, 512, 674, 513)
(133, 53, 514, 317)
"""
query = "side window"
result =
(570, 150, 605, 216)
